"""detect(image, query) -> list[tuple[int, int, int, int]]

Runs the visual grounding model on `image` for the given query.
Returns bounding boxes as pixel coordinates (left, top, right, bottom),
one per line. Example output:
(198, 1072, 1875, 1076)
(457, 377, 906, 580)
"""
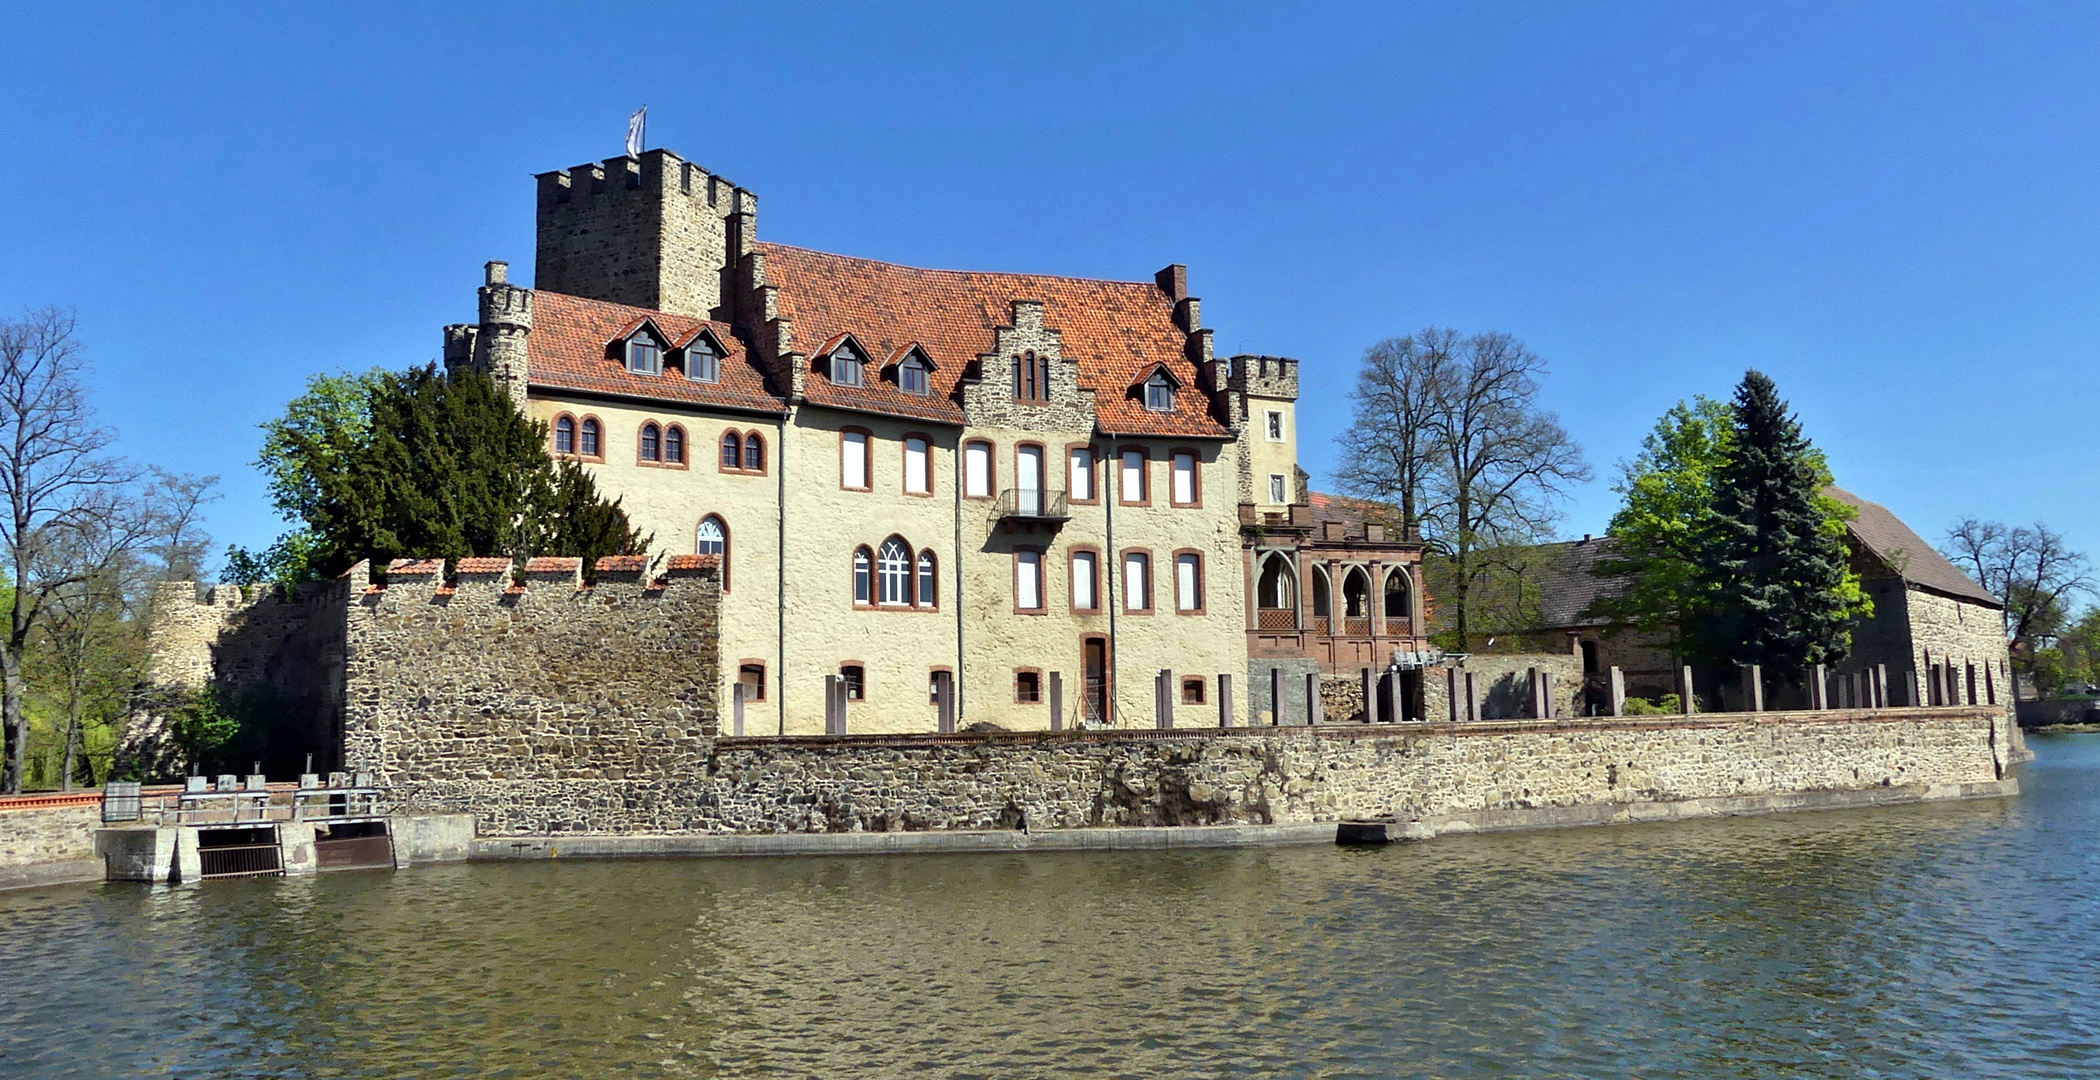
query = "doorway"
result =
(1082, 636, 1110, 725)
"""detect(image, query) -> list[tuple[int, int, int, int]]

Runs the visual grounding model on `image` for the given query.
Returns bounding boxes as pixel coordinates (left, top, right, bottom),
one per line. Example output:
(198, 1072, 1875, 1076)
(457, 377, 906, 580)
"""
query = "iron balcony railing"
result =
(996, 488, 1070, 522)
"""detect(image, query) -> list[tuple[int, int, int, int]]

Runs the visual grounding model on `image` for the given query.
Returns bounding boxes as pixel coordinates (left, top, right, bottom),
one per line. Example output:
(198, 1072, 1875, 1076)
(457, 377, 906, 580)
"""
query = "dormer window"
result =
(829, 342, 866, 387)
(627, 334, 662, 376)
(899, 354, 930, 395)
(686, 335, 721, 384)
(1144, 371, 1175, 413)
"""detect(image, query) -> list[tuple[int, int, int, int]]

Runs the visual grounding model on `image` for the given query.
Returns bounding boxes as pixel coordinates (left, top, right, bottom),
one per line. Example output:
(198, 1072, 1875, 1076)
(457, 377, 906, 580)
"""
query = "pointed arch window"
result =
(697, 515, 728, 590)
(853, 546, 873, 605)
(878, 537, 911, 606)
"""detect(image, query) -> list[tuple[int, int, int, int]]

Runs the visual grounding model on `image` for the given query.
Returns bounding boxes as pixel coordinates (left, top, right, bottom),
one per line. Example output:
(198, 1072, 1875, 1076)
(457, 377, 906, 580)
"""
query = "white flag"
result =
(626, 106, 646, 158)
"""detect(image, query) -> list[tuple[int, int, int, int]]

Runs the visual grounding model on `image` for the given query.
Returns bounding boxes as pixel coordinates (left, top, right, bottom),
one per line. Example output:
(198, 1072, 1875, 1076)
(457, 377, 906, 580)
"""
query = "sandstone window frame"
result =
(877, 535, 913, 607)
(1121, 548, 1154, 614)
(916, 549, 939, 610)
(741, 430, 766, 473)
(1015, 442, 1046, 515)
(852, 545, 873, 606)
(1265, 410, 1285, 442)
(663, 424, 686, 466)
(1066, 443, 1098, 504)
(963, 439, 995, 500)
(1268, 473, 1287, 505)
(902, 433, 935, 497)
(697, 516, 729, 592)
(578, 416, 604, 461)
(737, 660, 767, 702)
(553, 413, 577, 456)
(1173, 549, 1206, 615)
(1068, 546, 1101, 614)
(1012, 350, 1051, 403)
(637, 421, 688, 470)
(1118, 447, 1150, 506)
(1169, 448, 1201, 508)
(840, 427, 873, 491)
(720, 430, 743, 471)
(928, 665, 954, 705)
(1014, 546, 1047, 614)
(1014, 667, 1044, 704)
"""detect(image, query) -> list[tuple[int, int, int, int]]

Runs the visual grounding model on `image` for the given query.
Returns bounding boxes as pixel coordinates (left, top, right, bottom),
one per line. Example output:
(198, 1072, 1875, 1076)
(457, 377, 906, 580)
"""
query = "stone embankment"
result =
(0, 793, 107, 890)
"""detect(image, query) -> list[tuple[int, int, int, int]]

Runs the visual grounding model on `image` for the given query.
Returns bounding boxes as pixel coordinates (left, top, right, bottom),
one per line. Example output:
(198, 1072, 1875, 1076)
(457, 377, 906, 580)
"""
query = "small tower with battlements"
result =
(443, 260, 533, 408)
(533, 149, 756, 320)
(1229, 355, 1303, 509)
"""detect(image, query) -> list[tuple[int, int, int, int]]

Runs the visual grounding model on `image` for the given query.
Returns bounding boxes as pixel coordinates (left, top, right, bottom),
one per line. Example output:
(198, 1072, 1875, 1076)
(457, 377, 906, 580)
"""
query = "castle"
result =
(440, 149, 1430, 735)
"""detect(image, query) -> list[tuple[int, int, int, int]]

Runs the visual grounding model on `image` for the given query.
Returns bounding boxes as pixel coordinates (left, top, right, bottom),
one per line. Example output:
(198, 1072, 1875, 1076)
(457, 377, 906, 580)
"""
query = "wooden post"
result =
(1050, 671, 1064, 731)
(1679, 666, 1695, 714)
(1527, 667, 1544, 718)
(1540, 671, 1556, 719)
(1448, 666, 1465, 723)
(1386, 668, 1405, 724)
(1269, 667, 1282, 726)
(733, 682, 746, 737)
(1157, 669, 1174, 729)
(1361, 667, 1376, 723)
(936, 671, 955, 734)
(825, 675, 845, 736)
(1873, 664, 1888, 708)
(1747, 664, 1764, 712)
(1307, 672, 1322, 725)
(1218, 673, 1233, 727)
(1465, 670, 1480, 722)
(1810, 664, 1826, 711)
(1609, 666, 1626, 717)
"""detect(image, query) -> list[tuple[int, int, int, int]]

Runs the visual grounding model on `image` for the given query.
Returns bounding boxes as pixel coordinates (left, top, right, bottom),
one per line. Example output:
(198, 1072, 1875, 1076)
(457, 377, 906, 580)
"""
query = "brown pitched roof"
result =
(1308, 491, 1397, 531)
(1826, 487, 2001, 607)
(527, 292, 787, 416)
(757, 243, 1229, 437)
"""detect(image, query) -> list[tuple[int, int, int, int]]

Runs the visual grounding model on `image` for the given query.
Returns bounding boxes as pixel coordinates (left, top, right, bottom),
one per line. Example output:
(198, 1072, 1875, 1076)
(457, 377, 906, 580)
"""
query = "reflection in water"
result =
(4, 738, 2098, 1079)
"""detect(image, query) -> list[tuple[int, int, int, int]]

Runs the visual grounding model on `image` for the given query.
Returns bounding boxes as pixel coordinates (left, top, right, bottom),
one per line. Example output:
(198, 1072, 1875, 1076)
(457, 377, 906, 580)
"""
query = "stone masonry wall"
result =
(0, 803, 100, 868)
(341, 556, 722, 807)
(401, 705, 2003, 836)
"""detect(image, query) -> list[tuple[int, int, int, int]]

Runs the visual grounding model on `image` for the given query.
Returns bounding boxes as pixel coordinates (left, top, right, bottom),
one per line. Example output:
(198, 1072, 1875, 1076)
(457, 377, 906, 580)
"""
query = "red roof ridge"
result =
(756, 241, 1165, 290)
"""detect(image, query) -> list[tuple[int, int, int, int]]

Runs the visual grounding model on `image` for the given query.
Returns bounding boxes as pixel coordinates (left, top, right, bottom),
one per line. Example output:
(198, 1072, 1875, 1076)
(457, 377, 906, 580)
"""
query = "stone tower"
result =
(442, 261, 533, 408)
(533, 149, 756, 320)
(1229, 355, 1303, 509)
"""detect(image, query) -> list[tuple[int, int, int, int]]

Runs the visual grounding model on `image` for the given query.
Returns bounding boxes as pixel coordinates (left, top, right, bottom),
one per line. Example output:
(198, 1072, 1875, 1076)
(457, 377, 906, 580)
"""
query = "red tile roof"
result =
(527, 292, 786, 415)
(757, 244, 1230, 437)
(454, 557, 512, 575)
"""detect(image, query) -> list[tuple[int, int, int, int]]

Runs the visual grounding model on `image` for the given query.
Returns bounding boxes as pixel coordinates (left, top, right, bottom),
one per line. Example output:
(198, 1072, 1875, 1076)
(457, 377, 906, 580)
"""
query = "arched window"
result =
(664, 425, 685, 465)
(1384, 569, 1410, 629)
(1343, 567, 1370, 618)
(830, 342, 865, 387)
(628, 334, 662, 376)
(1256, 553, 1297, 629)
(916, 550, 937, 608)
(853, 546, 873, 605)
(1312, 566, 1332, 619)
(686, 337, 721, 383)
(1144, 371, 1175, 413)
(743, 432, 765, 472)
(1013, 351, 1050, 402)
(721, 431, 742, 470)
(878, 537, 911, 606)
(640, 422, 662, 462)
(555, 415, 576, 455)
(580, 418, 601, 458)
(697, 516, 728, 590)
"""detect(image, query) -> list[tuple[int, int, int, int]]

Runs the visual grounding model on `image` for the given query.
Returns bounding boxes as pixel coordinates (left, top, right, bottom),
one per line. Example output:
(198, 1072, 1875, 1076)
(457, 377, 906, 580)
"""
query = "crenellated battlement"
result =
(533, 149, 756, 319)
(1229, 354, 1300, 401)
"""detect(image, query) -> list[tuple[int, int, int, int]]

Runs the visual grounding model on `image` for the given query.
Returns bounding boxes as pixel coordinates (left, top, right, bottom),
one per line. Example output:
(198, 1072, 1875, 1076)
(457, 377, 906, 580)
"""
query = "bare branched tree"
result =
(0, 308, 140, 793)
(1942, 518, 2092, 678)
(1339, 328, 1590, 651)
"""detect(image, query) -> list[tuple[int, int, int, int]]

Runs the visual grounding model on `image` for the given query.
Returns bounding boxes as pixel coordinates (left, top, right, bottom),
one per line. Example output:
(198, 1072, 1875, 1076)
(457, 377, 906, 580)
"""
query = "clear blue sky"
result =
(2, 3, 2095, 570)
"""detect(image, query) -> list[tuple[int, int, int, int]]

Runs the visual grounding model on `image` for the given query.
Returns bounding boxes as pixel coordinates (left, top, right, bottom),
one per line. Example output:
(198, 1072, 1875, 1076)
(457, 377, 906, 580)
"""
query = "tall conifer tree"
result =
(1688, 371, 1865, 678)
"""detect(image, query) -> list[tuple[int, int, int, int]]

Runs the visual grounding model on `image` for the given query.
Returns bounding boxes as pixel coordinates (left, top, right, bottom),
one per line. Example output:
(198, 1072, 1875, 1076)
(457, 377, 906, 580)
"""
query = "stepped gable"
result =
(1827, 486, 2002, 607)
(758, 243, 1230, 437)
(527, 291, 787, 415)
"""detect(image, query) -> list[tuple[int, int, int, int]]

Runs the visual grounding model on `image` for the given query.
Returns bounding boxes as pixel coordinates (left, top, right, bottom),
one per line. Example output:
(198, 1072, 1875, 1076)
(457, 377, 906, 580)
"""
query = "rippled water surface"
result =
(6, 736, 2100, 1078)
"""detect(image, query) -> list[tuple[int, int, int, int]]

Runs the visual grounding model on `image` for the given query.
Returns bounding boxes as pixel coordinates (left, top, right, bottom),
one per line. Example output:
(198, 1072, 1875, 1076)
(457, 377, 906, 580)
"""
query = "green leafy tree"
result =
(248, 364, 645, 578)
(1687, 371, 1869, 679)
(1589, 396, 1735, 654)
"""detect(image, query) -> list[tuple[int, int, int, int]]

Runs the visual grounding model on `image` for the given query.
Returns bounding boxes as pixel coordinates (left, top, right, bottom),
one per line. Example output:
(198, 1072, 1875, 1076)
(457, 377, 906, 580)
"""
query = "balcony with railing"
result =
(1342, 617, 1372, 636)
(996, 488, 1069, 523)
(1385, 617, 1413, 636)
(1256, 607, 1298, 631)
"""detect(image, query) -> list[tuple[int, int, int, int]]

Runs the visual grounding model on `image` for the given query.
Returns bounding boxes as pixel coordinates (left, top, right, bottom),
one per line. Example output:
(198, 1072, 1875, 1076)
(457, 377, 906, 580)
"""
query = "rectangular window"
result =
(832, 352, 864, 387)
(1069, 447, 1095, 502)
(841, 665, 865, 700)
(1016, 670, 1042, 704)
(1071, 550, 1098, 611)
(1016, 549, 1044, 611)
(1269, 473, 1287, 504)
(1124, 552, 1151, 612)
(688, 346, 720, 384)
(842, 431, 869, 489)
(1120, 450, 1147, 504)
(628, 338, 661, 375)
(900, 359, 929, 395)
(1013, 354, 1049, 402)
(1176, 552, 1202, 612)
(1266, 410, 1284, 441)
(1171, 451, 1197, 505)
(964, 441, 992, 498)
(1181, 677, 1206, 705)
(904, 436, 931, 494)
(1016, 445, 1044, 516)
(738, 663, 766, 701)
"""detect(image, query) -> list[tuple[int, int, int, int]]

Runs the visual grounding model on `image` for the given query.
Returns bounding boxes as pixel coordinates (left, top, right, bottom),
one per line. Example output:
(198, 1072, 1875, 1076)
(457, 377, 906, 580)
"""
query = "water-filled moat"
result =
(5, 735, 2098, 1079)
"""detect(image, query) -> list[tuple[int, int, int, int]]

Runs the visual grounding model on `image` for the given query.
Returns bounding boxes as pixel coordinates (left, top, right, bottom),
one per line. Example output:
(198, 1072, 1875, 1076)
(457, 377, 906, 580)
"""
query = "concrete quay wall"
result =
(401, 705, 2011, 838)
